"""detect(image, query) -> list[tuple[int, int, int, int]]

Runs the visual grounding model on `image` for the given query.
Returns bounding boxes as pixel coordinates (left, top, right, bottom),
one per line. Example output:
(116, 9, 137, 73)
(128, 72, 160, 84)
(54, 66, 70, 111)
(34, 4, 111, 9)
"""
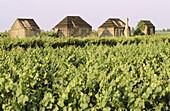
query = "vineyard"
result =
(0, 35, 170, 110)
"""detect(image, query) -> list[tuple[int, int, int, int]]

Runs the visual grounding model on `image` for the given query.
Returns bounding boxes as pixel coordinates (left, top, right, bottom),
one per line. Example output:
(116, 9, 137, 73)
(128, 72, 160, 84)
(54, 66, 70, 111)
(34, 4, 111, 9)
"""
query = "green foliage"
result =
(0, 35, 170, 110)
(133, 28, 145, 36)
(40, 31, 58, 38)
(137, 21, 145, 31)
(0, 35, 169, 50)
(167, 28, 170, 32)
(92, 30, 98, 37)
(0, 31, 10, 38)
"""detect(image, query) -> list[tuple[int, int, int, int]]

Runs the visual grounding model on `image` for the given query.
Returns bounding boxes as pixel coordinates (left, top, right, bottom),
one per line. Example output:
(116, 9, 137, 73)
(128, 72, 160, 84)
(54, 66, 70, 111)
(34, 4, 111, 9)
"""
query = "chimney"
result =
(124, 18, 130, 37)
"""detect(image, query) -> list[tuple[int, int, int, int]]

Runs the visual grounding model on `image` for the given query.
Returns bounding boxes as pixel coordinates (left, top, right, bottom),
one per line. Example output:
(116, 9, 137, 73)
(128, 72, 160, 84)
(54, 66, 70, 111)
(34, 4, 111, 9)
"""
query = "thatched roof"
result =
(99, 18, 126, 28)
(54, 16, 92, 29)
(141, 20, 155, 28)
(17, 18, 40, 30)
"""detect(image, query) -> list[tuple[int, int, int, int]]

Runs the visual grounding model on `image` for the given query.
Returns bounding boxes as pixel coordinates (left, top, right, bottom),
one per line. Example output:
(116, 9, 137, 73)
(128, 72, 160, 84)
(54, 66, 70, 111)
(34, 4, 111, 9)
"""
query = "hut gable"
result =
(9, 18, 40, 38)
(54, 16, 92, 37)
(11, 20, 23, 30)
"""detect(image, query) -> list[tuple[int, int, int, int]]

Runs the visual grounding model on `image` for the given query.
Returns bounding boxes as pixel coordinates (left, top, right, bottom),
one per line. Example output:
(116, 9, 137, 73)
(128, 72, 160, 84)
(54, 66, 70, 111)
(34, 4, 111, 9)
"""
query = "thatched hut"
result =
(136, 20, 155, 35)
(98, 18, 131, 37)
(53, 16, 92, 37)
(9, 18, 40, 38)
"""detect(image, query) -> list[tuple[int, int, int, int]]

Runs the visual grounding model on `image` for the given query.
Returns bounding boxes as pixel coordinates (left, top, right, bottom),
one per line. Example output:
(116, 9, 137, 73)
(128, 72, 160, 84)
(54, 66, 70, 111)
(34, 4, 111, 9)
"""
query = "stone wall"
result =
(98, 27, 126, 37)
(9, 29, 40, 38)
(115, 28, 124, 37)
(142, 26, 155, 35)
(68, 28, 92, 37)
(54, 27, 92, 37)
(25, 30, 40, 38)
(9, 29, 26, 39)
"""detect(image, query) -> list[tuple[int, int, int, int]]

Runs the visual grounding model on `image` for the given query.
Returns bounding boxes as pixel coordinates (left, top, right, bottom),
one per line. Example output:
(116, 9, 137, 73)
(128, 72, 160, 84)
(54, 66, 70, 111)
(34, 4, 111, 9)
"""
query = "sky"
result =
(0, 0, 170, 32)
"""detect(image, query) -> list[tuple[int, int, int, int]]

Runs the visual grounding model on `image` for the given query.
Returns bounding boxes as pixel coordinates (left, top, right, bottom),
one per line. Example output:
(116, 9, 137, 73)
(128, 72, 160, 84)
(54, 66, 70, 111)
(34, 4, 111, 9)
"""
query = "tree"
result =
(163, 29, 166, 32)
(137, 21, 145, 31)
(167, 28, 170, 32)
(131, 27, 135, 33)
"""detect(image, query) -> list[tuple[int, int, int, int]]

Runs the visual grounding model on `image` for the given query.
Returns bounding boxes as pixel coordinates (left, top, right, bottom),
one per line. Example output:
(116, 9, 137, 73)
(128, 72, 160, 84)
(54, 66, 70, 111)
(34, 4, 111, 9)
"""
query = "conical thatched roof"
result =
(99, 18, 126, 28)
(54, 16, 92, 29)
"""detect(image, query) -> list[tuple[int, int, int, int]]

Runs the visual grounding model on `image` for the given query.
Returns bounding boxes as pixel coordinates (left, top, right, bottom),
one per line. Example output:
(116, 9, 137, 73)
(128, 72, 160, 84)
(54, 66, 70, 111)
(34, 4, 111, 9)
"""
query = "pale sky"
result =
(0, 0, 170, 32)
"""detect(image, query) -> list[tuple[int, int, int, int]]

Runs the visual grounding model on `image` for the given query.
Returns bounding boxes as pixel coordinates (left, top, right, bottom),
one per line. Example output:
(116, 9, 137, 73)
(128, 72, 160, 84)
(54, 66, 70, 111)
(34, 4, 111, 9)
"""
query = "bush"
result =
(0, 35, 169, 50)
(133, 28, 145, 36)
(40, 31, 58, 38)
(92, 30, 98, 37)
(0, 31, 10, 38)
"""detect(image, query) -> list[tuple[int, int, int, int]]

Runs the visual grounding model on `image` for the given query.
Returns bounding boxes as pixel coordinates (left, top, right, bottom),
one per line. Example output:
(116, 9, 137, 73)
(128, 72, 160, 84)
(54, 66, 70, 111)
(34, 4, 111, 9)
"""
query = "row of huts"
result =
(9, 16, 155, 38)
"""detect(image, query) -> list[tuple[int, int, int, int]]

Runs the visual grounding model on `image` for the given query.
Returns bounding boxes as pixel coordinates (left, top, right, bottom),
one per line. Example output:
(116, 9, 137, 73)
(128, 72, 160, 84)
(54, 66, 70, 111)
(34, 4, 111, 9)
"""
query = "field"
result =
(156, 32, 170, 35)
(0, 35, 170, 110)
